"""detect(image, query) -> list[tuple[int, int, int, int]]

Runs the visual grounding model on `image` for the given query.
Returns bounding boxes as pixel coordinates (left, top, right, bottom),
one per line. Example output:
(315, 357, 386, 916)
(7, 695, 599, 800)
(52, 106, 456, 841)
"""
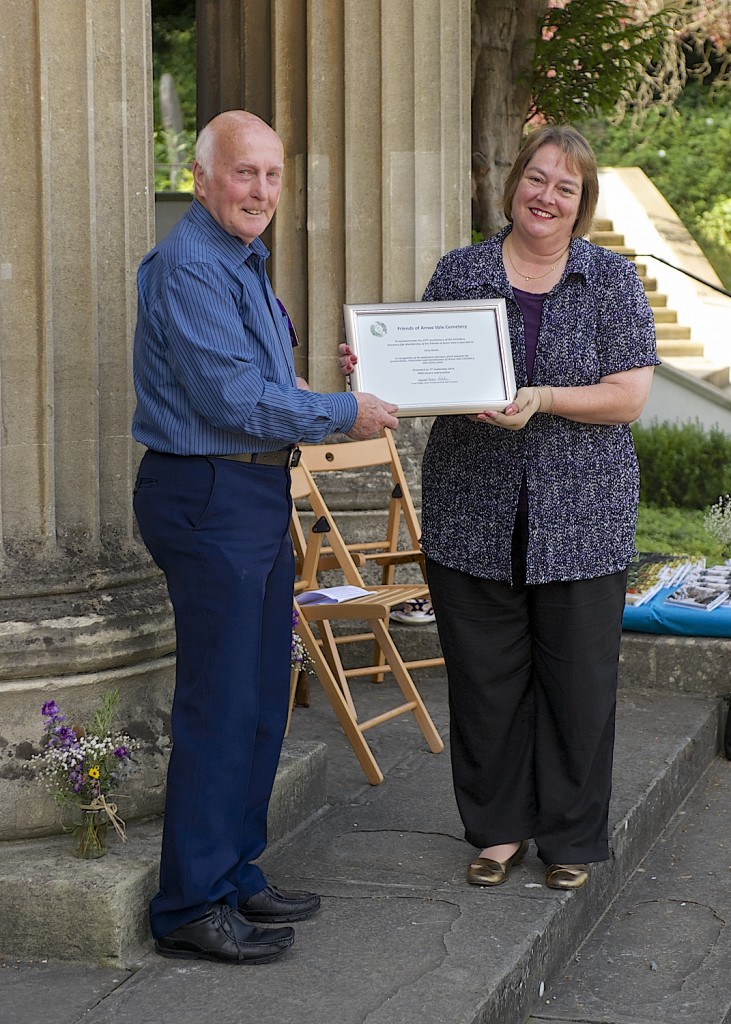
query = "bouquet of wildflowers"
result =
(31, 690, 136, 850)
(291, 607, 314, 674)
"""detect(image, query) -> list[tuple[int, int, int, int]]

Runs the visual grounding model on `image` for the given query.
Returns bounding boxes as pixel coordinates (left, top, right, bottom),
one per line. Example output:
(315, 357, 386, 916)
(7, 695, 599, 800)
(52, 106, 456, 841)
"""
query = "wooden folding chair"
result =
(289, 462, 444, 784)
(298, 429, 444, 676)
(298, 428, 424, 585)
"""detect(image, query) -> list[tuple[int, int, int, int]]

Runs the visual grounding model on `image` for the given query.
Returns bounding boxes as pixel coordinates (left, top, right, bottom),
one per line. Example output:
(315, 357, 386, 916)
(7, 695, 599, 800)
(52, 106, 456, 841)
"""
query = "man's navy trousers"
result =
(133, 450, 294, 940)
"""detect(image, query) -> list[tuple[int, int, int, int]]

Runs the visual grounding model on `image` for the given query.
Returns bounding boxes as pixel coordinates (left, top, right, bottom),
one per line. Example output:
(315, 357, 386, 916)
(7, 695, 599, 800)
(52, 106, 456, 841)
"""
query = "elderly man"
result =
(132, 110, 398, 964)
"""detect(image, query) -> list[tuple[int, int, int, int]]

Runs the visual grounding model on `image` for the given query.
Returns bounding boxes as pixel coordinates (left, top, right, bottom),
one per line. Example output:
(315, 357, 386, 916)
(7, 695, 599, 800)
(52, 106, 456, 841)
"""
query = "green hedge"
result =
(632, 420, 731, 509)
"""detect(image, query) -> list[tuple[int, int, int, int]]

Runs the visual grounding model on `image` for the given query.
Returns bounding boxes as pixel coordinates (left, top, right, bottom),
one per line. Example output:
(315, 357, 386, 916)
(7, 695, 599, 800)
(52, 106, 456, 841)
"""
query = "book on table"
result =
(664, 563, 731, 612)
(625, 553, 701, 607)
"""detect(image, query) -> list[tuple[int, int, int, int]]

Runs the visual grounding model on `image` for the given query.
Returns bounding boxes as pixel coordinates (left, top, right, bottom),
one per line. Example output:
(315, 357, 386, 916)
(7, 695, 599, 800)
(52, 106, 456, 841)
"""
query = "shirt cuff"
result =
(327, 391, 359, 434)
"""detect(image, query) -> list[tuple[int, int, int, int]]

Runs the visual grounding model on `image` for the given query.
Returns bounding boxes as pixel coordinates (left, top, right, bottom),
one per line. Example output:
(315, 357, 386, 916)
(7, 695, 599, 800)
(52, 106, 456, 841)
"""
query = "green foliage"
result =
(698, 195, 731, 251)
(530, 0, 673, 124)
(152, 4, 196, 193)
(154, 128, 196, 193)
(635, 504, 727, 561)
(576, 81, 731, 287)
(632, 419, 731, 510)
(88, 690, 120, 740)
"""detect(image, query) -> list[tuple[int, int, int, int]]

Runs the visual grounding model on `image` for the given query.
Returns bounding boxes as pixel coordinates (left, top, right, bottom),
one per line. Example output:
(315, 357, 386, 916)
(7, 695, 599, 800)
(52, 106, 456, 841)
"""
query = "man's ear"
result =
(192, 160, 205, 199)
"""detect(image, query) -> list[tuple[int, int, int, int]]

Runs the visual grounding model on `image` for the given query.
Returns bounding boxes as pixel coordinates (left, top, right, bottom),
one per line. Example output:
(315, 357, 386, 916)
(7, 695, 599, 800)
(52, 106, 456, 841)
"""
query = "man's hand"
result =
(474, 386, 553, 431)
(338, 343, 357, 377)
(296, 376, 312, 391)
(347, 392, 399, 439)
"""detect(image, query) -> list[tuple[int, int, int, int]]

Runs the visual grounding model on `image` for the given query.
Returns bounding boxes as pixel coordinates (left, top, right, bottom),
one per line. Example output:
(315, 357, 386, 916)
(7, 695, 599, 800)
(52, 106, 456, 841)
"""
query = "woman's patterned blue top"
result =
(420, 227, 660, 585)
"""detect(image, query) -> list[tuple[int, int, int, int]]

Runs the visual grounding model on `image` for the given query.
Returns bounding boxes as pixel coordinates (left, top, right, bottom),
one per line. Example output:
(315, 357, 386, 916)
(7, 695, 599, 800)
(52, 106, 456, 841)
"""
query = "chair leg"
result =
(369, 617, 444, 753)
(370, 638, 389, 683)
(296, 618, 385, 784)
(285, 665, 299, 737)
(317, 619, 358, 719)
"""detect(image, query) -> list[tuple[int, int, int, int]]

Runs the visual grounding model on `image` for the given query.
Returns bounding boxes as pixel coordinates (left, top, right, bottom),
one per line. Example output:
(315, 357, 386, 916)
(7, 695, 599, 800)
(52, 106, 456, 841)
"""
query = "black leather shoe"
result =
(155, 903, 294, 964)
(238, 884, 321, 923)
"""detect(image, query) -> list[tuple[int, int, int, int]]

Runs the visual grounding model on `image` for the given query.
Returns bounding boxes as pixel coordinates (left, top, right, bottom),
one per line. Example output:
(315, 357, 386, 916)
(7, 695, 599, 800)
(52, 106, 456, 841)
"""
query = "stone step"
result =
(0, 633, 727, 1024)
(660, 355, 731, 389)
(532, 754, 731, 1024)
(590, 229, 625, 248)
(655, 321, 691, 340)
(588, 217, 714, 374)
(652, 307, 678, 324)
(657, 339, 706, 358)
(11, 684, 718, 1024)
(257, 691, 722, 1024)
(0, 737, 328, 965)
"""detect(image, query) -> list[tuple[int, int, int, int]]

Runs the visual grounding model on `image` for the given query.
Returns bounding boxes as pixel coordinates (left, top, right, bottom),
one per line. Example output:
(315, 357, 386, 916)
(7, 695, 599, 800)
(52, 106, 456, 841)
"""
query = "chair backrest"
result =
(298, 428, 423, 558)
(290, 463, 366, 591)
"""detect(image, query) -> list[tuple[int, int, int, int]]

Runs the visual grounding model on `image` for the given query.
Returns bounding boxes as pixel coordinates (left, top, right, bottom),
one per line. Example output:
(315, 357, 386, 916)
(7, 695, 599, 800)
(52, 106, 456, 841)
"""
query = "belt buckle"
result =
(288, 447, 301, 468)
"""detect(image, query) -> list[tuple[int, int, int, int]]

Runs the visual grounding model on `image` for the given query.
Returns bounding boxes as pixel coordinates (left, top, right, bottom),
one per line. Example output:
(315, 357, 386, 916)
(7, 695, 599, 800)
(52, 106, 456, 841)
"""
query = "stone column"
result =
(271, 0, 471, 487)
(195, 0, 470, 402)
(196, 0, 272, 129)
(0, 0, 175, 839)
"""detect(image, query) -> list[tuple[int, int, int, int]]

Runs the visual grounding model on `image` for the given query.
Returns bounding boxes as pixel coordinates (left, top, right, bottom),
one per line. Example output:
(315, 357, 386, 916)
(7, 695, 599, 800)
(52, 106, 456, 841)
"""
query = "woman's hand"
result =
(470, 367, 655, 430)
(473, 386, 553, 430)
(338, 343, 357, 377)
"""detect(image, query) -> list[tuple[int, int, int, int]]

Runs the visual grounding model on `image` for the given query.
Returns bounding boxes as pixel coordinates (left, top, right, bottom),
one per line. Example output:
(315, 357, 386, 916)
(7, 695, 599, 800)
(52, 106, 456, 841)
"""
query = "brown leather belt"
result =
(214, 447, 301, 467)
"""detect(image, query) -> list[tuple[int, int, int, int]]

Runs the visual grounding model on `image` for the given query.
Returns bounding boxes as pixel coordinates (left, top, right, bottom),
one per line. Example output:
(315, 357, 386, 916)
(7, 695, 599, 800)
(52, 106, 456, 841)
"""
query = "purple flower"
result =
(291, 608, 299, 629)
(114, 746, 129, 760)
(41, 701, 61, 720)
(54, 725, 78, 746)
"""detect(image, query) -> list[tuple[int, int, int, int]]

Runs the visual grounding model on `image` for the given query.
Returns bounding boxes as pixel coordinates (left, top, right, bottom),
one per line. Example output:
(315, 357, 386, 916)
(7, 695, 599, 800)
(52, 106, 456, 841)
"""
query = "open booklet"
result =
(296, 585, 374, 606)
(665, 563, 731, 612)
(625, 553, 702, 607)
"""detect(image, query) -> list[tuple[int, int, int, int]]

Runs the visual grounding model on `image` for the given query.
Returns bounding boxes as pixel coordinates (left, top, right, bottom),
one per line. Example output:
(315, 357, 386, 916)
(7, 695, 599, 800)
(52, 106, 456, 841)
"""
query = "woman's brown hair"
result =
(502, 124, 599, 238)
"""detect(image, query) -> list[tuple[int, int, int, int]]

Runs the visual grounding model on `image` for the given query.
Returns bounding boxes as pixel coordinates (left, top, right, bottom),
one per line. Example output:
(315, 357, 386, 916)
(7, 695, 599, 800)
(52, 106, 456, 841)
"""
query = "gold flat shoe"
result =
(467, 839, 529, 886)
(545, 864, 589, 890)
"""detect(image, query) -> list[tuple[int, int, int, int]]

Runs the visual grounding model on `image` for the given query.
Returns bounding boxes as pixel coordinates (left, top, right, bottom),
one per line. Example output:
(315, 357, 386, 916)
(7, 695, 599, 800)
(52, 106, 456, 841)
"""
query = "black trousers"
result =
(426, 541, 627, 865)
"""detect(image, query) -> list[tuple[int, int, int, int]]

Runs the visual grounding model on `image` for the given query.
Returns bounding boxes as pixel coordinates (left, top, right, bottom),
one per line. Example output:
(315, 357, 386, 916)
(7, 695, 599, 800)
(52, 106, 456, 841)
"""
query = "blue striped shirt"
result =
(132, 199, 357, 454)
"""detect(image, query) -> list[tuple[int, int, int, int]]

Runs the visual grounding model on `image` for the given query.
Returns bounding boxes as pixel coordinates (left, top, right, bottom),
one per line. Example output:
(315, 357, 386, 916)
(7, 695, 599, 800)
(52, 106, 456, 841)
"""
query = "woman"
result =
(341, 124, 658, 890)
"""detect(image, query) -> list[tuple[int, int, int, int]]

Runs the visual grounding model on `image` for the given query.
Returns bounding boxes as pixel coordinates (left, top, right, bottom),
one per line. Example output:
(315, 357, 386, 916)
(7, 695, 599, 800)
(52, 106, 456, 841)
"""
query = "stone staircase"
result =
(590, 217, 705, 362)
(2, 648, 727, 1024)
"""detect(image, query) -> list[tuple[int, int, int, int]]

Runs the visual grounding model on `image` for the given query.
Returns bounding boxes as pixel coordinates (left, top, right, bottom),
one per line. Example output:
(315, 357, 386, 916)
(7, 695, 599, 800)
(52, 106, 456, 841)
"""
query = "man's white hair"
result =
(194, 111, 275, 175)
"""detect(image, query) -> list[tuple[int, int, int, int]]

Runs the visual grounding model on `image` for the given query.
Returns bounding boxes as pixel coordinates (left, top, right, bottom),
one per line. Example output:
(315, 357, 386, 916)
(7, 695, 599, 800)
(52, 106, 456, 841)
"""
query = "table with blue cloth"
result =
(623, 580, 731, 759)
(623, 585, 731, 638)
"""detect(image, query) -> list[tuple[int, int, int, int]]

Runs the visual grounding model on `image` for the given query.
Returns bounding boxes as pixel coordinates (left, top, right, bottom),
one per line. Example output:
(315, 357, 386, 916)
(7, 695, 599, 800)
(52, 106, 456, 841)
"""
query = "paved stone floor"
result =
(1, 674, 728, 1024)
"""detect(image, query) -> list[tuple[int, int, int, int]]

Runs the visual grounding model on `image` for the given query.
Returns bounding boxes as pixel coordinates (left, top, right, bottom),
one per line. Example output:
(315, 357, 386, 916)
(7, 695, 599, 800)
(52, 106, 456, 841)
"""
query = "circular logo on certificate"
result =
(370, 321, 388, 337)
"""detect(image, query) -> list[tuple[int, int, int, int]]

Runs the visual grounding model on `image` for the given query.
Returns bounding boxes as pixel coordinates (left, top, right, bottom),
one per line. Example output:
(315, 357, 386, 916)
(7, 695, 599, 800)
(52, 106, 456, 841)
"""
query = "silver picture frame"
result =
(343, 298, 516, 417)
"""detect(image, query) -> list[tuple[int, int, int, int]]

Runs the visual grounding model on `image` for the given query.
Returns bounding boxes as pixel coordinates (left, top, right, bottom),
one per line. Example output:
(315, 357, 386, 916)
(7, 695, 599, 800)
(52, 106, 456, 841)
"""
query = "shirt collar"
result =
(188, 198, 271, 265)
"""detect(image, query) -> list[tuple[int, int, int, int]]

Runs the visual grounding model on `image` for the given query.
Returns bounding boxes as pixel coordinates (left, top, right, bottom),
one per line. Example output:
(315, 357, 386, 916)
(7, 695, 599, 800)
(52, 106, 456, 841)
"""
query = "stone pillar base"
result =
(0, 567, 176, 842)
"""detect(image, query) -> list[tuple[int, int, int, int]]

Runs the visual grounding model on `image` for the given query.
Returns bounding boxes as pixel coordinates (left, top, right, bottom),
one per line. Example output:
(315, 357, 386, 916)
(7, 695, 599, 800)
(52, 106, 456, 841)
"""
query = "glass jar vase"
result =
(70, 808, 108, 859)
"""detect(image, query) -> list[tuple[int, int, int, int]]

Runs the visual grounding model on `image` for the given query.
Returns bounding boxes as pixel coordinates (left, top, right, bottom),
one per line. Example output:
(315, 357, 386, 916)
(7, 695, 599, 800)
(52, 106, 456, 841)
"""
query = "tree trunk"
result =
(471, 0, 549, 237)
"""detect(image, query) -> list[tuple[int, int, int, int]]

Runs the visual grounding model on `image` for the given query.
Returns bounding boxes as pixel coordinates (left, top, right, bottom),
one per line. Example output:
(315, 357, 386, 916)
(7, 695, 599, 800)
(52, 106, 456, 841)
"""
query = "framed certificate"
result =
(343, 299, 516, 417)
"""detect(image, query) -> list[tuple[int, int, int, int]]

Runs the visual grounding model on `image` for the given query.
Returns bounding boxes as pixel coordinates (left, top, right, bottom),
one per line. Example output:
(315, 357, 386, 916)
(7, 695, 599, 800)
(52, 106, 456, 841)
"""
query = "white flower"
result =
(703, 494, 731, 551)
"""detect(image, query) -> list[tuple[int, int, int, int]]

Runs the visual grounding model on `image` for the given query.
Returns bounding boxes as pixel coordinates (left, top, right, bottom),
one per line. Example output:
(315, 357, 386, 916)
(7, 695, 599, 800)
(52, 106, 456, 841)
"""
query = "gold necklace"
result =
(505, 238, 570, 281)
